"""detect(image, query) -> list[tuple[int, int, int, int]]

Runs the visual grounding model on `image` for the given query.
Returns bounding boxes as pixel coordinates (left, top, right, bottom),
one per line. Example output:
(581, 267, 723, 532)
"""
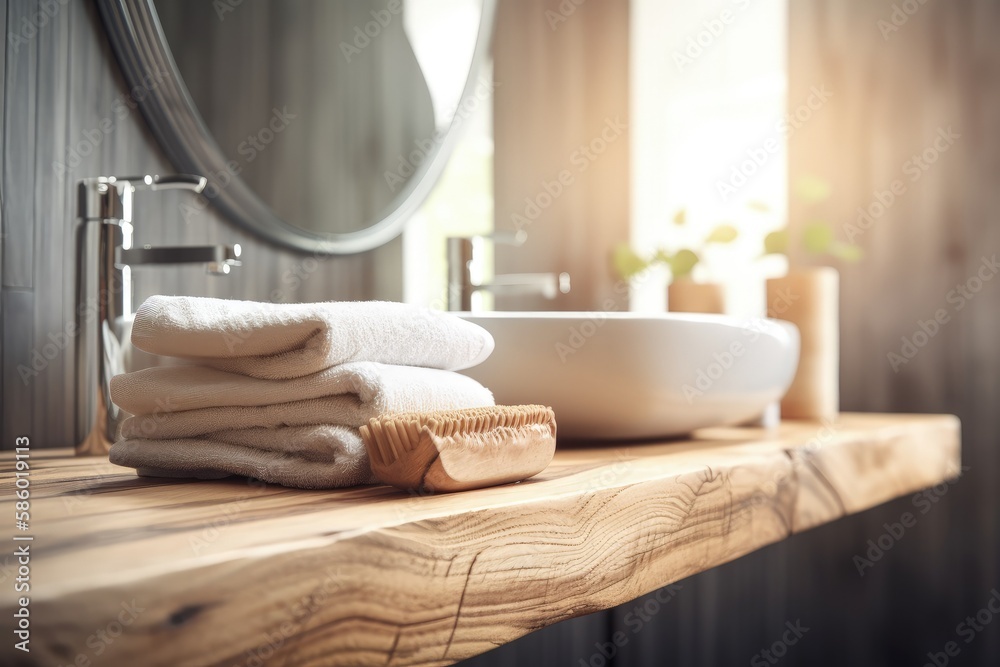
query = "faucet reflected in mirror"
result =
(73, 174, 243, 456)
(446, 232, 571, 312)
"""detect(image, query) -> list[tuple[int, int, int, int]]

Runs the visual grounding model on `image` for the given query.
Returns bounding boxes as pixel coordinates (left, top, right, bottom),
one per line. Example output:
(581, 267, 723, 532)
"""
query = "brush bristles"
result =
(361, 405, 554, 466)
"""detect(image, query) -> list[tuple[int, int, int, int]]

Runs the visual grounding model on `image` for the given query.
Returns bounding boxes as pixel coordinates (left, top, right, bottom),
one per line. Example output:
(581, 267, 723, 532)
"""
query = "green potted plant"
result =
(613, 209, 739, 314)
(759, 175, 861, 265)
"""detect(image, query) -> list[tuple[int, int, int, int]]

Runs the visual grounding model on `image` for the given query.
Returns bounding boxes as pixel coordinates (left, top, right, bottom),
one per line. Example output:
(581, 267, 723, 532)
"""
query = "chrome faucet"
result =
(74, 174, 242, 455)
(446, 231, 570, 311)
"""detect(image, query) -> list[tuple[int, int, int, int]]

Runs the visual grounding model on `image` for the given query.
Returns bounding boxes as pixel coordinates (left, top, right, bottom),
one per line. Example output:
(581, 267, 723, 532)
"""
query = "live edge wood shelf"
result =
(1, 413, 959, 667)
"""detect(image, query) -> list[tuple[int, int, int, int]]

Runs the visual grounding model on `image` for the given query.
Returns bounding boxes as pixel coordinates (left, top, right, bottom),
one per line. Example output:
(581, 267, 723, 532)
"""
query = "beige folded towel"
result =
(111, 435, 378, 489)
(129, 296, 494, 379)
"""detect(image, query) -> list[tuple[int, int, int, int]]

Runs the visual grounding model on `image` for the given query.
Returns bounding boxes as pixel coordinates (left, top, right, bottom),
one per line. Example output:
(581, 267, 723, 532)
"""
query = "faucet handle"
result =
(111, 174, 207, 193)
(488, 272, 571, 299)
(77, 174, 207, 223)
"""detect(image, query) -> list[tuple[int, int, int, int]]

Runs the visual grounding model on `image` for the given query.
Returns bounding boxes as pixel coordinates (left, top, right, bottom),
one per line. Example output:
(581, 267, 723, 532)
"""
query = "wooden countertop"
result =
(1, 413, 960, 667)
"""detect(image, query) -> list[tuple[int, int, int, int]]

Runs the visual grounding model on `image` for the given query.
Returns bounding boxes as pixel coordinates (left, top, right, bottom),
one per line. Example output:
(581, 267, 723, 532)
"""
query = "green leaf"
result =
(668, 249, 699, 280)
(706, 224, 739, 244)
(672, 209, 687, 226)
(652, 249, 673, 264)
(748, 200, 771, 212)
(763, 229, 789, 255)
(612, 244, 648, 279)
(830, 242, 864, 263)
(803, 221, 835, 254)
(794, 175, 832, 203)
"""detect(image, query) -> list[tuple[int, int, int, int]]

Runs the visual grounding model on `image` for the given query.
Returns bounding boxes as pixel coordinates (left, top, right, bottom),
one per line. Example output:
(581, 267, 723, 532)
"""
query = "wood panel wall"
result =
(782, 0, 999, 664)
(492, 0, 630, 312)
(0, 0, 397, 450)
(463, 0, 1000, 665)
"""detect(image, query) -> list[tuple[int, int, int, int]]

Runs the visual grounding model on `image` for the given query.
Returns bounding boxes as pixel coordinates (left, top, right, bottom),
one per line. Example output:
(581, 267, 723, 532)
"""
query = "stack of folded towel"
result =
(108, 295, 497, 489)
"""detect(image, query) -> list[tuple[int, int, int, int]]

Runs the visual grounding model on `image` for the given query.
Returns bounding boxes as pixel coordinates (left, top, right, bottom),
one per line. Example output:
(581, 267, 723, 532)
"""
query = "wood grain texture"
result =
(0, 413, 960, 666)
(0, 2, 394, 450)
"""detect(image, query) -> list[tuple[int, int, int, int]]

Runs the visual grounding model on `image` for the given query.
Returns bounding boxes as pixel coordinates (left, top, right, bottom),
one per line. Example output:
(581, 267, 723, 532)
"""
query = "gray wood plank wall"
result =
(0, 0, 7, 451)
(0, 0, 394, 450)
(154, 0, 434, 237)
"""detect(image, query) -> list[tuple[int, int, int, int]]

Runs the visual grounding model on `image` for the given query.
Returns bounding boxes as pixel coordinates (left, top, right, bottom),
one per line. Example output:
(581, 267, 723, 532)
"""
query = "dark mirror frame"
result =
(96, 0, 497, 254)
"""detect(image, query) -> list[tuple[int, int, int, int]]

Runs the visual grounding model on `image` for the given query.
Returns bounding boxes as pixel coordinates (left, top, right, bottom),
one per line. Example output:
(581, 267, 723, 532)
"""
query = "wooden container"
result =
(668, 279, 725, 314)
(766, 267, 839, 420)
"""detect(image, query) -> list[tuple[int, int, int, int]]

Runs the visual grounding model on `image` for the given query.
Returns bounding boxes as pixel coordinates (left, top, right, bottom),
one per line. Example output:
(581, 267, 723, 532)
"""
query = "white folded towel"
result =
(111, 361, 493, 417)
(109, 362, 495, 488)
(129, 295, 495, 379)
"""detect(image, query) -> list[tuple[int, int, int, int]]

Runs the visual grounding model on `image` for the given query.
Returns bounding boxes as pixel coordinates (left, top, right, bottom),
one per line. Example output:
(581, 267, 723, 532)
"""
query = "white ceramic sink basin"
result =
(458, 312, 800, 441)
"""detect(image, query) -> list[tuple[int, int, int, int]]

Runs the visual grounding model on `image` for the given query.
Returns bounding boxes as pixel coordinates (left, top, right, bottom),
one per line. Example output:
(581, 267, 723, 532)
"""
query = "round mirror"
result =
(97, 0, 495, 254)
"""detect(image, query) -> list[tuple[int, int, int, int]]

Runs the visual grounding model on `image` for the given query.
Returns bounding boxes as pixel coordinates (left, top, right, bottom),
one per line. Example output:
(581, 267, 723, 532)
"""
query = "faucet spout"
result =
(479, 272, 571, 299)
(446, 235, 570, 311)
(117, 244, 242, 275)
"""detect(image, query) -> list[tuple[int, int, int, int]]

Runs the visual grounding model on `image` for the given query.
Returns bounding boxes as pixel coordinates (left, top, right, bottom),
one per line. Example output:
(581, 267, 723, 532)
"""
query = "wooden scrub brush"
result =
(360, 405, 556, 493)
